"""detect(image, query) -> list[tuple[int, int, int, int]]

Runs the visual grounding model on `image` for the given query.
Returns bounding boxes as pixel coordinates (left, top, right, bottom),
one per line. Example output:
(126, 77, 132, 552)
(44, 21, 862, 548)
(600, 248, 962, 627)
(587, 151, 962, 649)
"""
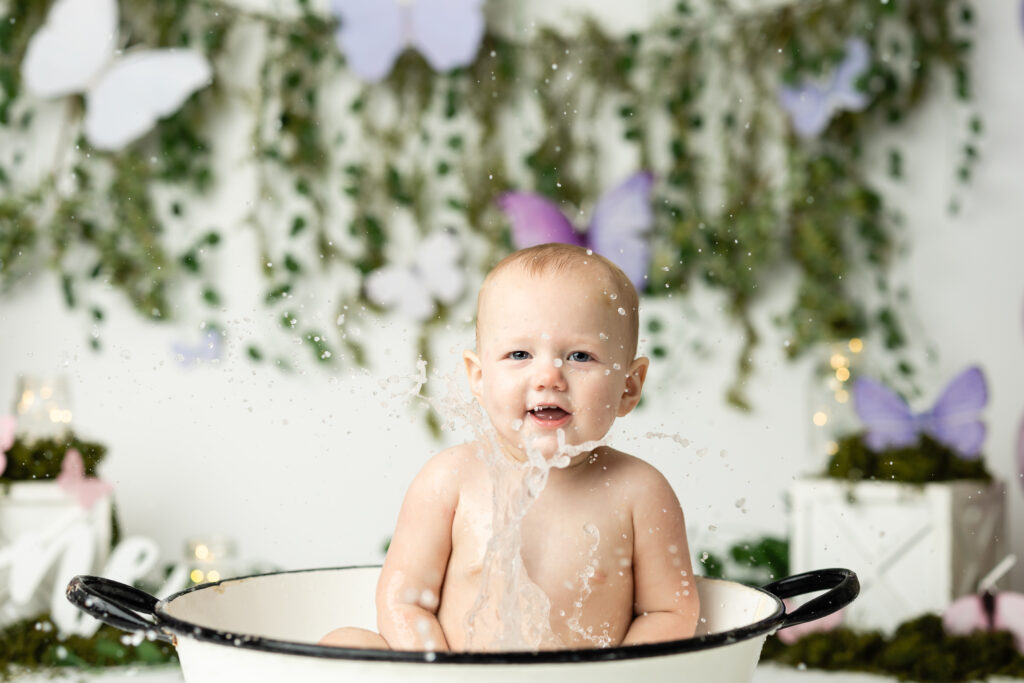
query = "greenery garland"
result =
(0, 0, 977, 408)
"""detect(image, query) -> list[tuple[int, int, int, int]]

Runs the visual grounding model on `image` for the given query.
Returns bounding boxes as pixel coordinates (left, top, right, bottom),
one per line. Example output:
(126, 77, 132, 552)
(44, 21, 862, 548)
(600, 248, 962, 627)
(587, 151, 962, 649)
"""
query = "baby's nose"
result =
(534, 358, 567, 390)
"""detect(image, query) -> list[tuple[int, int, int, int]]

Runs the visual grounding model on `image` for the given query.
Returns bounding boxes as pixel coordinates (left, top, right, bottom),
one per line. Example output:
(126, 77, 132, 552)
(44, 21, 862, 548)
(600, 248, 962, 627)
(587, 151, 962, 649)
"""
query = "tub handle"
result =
(66, 575, 174, 643)
(761, 568, 859, 629)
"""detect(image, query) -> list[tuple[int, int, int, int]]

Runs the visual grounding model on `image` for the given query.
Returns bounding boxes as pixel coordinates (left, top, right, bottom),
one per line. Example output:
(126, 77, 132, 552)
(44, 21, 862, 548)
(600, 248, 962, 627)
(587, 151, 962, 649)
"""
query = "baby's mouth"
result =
(528, 405, 570, 422)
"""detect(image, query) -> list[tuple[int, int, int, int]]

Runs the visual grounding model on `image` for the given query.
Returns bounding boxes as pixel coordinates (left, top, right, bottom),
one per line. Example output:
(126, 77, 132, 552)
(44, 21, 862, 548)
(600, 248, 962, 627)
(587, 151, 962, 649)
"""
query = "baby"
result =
(322, 243, 699, 650)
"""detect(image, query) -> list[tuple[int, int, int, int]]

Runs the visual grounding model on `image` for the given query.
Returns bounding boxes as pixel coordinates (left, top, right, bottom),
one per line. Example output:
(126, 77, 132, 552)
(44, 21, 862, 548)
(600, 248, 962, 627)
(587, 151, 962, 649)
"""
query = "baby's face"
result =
(465, 265, 646, 463)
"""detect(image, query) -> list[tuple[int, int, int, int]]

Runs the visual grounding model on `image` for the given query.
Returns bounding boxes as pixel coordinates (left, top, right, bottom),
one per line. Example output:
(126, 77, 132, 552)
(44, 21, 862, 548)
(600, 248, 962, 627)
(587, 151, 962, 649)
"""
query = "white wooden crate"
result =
(790, 478, 1005, 632)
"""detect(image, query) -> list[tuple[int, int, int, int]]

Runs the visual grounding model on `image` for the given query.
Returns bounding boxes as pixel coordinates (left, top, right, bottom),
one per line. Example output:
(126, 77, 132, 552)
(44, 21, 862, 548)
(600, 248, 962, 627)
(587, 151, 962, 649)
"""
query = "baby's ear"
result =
(617, 356, 649, 417)
(463, 350, 483, 400)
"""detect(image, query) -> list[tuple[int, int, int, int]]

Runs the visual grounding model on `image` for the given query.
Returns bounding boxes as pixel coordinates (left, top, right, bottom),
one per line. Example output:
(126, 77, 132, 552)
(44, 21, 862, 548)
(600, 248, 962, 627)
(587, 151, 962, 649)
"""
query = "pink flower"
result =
(0, 415, 15, 476)
(776, 599, 845, 644)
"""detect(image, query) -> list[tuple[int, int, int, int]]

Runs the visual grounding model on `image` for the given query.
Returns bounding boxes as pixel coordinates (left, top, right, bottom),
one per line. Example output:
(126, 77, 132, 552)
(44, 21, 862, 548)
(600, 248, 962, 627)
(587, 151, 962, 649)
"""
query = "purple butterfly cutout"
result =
(779, 38, 871, 139)
(853, 366, 988, 458)
(496, 172, 655, 290)
(331, 0, 485, 83)
(173, 329, 222, 366)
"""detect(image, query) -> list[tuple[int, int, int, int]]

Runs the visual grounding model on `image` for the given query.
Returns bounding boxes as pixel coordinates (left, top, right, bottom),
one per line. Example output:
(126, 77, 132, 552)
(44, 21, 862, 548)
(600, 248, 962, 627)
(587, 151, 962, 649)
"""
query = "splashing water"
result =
(404, 362, 609, 651)
(566, 523, 612, 647)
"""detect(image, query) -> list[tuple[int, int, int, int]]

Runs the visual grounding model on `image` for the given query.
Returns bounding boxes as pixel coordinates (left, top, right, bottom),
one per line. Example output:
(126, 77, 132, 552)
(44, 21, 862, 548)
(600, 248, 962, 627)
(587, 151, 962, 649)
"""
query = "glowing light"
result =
(206, 570, 220, 582)
(848, 338, 863, 353)
(835, 389, 849, 403)
(826, 441, 838, 455)
(835, 367, 851, 382)
(812, 411, 828, 426)
(830, 353, 849, 369)
(194, 544, 210, 561)
(190, 569, 205, 583)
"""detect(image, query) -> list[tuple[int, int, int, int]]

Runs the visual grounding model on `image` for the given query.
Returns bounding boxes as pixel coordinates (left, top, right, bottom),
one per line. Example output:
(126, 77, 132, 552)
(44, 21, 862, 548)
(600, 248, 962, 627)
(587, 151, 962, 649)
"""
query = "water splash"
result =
(566, 523, 612, 648)
(404, 362, 609, 651)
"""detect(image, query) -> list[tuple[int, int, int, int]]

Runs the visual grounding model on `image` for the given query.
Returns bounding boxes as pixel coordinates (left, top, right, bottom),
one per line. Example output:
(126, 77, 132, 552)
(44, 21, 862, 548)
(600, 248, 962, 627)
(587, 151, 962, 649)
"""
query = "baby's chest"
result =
(452, 487, 635, 595)
(520, 498, 635, 597)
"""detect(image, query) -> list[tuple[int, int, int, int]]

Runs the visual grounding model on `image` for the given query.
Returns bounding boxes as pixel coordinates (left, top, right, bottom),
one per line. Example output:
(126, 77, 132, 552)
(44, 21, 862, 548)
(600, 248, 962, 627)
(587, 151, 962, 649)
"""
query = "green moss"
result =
(825, 433, 992, 484)
(0, 613, 176, 680)
(1, 434, 106, 482)
(761, 615, 1024, 682)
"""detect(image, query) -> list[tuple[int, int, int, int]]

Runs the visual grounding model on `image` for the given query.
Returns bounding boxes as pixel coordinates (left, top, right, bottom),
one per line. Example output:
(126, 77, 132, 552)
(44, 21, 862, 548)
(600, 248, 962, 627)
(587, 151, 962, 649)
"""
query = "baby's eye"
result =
(507, 350, 531, 361)
(568, 351, 592, 363)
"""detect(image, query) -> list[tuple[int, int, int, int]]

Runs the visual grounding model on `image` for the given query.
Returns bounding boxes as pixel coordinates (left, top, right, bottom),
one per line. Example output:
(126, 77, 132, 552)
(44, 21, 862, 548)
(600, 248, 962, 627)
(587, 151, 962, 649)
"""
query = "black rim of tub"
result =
(67, 565, 858, 665)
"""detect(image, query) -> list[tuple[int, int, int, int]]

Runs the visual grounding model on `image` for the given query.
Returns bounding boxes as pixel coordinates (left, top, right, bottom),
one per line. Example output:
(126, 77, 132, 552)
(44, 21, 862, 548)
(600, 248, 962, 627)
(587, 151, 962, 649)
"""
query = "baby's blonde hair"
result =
(476, 243, 641, 359)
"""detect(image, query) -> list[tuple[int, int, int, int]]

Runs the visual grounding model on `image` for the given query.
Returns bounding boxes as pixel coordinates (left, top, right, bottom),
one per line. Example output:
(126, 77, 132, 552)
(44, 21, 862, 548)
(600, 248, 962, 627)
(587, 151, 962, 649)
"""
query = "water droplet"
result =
(420, 589, 438, 609)
(553, 358, 563, 367)
(617, 307, 626, 316)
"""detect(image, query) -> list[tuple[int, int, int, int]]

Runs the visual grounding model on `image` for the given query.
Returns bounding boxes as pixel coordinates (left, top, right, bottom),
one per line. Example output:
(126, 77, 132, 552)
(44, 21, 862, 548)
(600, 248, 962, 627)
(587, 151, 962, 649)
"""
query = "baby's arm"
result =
(622, 465, 700, 645)
(375, 450, 460, 651)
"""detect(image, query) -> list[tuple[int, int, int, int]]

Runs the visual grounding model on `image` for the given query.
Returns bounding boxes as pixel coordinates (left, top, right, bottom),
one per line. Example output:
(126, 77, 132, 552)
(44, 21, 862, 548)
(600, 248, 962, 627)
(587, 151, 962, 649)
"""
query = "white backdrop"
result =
(1, 0, 1021, 592)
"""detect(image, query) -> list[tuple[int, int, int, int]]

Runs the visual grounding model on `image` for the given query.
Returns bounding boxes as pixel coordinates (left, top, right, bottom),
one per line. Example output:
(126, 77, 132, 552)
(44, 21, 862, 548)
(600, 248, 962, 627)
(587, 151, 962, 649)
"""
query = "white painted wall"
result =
(1, 0, 1021, 596)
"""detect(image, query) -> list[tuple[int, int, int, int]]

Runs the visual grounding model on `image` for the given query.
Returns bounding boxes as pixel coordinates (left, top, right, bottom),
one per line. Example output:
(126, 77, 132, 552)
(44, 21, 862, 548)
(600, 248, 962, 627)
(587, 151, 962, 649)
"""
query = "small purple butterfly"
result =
(331, 0, 485, 83)
(779, 38, 871, 139)
(852, 366, 988, 458)
(496, 172, 655, 291)
(173, 329, 222, 366)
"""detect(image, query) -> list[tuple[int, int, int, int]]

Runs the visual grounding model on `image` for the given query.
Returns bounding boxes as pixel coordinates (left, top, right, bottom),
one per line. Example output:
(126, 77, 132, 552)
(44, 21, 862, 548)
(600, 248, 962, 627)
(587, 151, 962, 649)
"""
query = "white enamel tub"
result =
(68, 565, 857, 683)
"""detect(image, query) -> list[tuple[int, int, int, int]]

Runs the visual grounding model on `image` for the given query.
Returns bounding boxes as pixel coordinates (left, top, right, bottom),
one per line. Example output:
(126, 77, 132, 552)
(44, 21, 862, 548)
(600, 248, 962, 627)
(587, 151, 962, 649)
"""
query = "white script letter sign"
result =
(0, 503, 184, 636)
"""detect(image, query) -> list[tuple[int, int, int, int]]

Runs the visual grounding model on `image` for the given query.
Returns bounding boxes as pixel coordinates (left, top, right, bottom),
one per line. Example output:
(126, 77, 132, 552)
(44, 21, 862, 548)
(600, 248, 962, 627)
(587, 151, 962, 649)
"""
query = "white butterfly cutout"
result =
(20, 0, 212, 151)
(365, 232, 465, 322)
(331, 0, 485, 83)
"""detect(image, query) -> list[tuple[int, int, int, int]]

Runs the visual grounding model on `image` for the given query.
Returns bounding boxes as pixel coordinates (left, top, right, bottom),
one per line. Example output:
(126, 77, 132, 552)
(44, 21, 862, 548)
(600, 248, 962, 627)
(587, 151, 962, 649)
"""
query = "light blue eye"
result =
(509, 350, 530, 360)
(568, 351, 592, 362)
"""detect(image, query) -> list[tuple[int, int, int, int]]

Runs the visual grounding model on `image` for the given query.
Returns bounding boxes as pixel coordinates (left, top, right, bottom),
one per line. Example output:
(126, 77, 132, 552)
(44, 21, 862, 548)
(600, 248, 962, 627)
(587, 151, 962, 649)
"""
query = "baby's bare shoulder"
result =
(599, 449, 677, 500)
(409, 443, 481, 493)
(600, 448, 670, 482)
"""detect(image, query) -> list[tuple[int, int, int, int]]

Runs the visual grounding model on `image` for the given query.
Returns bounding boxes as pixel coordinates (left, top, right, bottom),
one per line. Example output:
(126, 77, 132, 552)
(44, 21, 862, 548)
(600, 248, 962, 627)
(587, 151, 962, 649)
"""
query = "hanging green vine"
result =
(0, 0, 975, 409)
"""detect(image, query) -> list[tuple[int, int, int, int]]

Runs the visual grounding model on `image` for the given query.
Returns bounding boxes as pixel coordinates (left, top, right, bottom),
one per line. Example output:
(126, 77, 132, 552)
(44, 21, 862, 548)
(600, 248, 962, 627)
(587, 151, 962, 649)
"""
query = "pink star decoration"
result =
(57, 448, 113, 509)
